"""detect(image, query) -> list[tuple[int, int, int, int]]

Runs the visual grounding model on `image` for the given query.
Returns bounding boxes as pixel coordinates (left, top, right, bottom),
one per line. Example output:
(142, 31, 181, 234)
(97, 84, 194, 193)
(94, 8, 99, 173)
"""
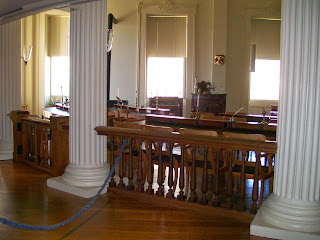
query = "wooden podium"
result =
(191, 94, 226, 115)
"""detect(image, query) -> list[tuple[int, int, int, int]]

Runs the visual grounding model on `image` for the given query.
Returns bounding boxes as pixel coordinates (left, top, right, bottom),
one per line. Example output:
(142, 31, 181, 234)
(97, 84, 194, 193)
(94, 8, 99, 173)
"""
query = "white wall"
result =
(108, 0, 281, 114)
(226, 0, 281, 113)
(108, 0, 215, 109)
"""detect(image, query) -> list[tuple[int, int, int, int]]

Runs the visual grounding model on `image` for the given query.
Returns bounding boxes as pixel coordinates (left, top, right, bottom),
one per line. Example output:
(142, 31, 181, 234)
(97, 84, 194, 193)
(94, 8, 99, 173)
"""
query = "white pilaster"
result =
(251, 0, 320, 239)
(47, 0, 108, 198)
(0, 20, 21, 160)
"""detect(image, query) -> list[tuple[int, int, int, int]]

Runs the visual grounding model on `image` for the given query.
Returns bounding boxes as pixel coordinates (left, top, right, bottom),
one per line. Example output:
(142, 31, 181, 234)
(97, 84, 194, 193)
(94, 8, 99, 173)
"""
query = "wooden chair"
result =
(117, 109, 135, 122)
(109, 122, 147, 189)
(222, 132, 274, 208)
(141, 125, 179, 196)
(200, 115, 226, 120)
(179, 128, 227, 200)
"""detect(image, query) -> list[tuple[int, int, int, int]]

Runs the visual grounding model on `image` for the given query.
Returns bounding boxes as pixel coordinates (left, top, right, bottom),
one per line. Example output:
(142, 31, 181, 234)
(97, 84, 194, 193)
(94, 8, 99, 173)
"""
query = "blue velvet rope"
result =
(0, 139, 127, 231)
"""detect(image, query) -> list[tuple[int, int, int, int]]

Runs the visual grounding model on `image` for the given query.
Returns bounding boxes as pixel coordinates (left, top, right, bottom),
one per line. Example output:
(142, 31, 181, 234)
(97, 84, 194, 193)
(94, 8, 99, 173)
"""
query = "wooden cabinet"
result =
(191, 94, 226, 115)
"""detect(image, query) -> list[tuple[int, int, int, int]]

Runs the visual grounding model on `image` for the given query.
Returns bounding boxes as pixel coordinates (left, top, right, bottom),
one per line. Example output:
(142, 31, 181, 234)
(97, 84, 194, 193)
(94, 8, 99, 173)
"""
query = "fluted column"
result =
(0, 20, 21, 160)
(47, 0, 108, 198)
(251, 0, 320, 239)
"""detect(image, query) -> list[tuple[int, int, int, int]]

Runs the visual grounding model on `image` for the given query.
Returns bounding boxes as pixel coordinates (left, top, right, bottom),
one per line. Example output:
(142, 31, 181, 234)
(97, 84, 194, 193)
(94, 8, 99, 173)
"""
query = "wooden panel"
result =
(191, 94, 226, 115)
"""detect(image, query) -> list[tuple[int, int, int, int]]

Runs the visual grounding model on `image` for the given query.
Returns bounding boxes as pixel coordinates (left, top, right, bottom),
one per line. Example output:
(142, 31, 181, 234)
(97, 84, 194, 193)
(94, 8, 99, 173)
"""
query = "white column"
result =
(47, 0, 108, 198)
(251, 0, 320, 239)
(0, 20, 21, 160)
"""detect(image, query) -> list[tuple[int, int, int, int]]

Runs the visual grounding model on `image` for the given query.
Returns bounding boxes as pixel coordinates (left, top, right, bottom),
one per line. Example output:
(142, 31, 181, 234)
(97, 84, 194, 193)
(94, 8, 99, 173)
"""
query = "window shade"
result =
(147, 16, 186, 58)
(251, 19, 280, 60)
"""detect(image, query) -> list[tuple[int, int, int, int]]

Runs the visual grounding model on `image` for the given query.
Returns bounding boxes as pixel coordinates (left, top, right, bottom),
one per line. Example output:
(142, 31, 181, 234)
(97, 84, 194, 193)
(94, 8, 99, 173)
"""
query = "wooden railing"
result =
(95, 126, 277, 213)
(9, 110, 69, 176)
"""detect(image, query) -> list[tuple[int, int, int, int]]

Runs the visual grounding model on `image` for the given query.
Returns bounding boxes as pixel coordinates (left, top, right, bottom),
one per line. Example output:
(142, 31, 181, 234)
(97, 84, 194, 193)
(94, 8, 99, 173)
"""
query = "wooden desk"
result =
(42, 107, 69, 119)
(146, 115, 276, 141)
(55, 103, 70, 112)
(114, 104, 171, 115)
(218, 113, 277, 123)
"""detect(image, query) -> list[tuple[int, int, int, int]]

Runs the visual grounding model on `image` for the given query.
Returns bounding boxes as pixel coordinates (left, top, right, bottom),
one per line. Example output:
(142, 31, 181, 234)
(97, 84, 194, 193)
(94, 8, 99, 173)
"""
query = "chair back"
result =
(179, 128, 217, 137)
(222, 132, 266, 141)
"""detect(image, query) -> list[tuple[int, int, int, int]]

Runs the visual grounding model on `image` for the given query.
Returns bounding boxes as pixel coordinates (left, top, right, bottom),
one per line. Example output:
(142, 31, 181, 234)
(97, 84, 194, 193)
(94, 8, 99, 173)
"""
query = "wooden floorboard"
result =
(0, 160, 270, 240)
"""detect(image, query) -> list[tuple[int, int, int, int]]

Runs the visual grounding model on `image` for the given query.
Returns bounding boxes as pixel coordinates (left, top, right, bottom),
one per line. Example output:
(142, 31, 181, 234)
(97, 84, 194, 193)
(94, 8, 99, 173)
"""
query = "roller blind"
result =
(251, 19, 280, 60)
(147, 16, 186, 58)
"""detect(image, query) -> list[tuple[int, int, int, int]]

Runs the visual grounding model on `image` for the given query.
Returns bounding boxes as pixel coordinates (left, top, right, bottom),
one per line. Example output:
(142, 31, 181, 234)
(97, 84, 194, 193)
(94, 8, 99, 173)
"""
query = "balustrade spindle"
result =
(238, 151, 247, 211)
(212, 149, 221, 207)
(126, 139, 135, 191)
(200, 148, 209, 205)
(188, 146, 198, 203)
(136, 139, 144, 192)
(226, 150, 233, 209)
(156, 141, 164, 196)
(166, 143, 174, 199)
(34, 125, 40, 165)
(146, 141, 154, 194)
(109, 138, 116, 187)
(251, 151, 260, 214)
(177, 144, 185, 201)
(118, 138, 125, 188)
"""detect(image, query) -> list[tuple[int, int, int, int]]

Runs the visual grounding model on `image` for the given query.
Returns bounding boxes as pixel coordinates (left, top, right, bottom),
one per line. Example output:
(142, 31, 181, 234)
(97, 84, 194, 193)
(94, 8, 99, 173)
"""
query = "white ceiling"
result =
(0, 0, 43, 17)
(0, 0, 93, 24)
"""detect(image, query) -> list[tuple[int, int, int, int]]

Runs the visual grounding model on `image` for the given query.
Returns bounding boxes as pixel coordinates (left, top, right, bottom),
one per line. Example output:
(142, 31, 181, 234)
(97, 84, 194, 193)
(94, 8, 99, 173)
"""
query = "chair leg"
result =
(233, 176, 238, 193)
(259, 180, 265, 208)
(269, 176, 274, 193)
(172, 162, 179, 192)
(185, 169, 190, 197)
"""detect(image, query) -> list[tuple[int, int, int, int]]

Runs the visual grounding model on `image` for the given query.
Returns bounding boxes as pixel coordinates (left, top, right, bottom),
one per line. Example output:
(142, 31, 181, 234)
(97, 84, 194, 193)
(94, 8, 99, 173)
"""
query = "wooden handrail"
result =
(95, 126, 277, 153)
(96, 125, 277, 213)
(9, 111, 69, 176)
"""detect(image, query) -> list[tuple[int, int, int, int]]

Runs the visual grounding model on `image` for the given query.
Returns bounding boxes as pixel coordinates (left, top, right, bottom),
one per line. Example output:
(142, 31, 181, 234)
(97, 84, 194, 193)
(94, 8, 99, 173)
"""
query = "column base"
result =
(0, 140, 13, 160)
(250, 193, 320, 240)
(47, 176, 107, 198)
(47, 163, 110, 198)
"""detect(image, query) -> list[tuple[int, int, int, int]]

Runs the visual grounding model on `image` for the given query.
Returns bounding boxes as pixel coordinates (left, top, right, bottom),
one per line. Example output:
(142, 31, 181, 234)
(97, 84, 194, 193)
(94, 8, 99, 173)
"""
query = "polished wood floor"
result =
(0, 160, 269, 240)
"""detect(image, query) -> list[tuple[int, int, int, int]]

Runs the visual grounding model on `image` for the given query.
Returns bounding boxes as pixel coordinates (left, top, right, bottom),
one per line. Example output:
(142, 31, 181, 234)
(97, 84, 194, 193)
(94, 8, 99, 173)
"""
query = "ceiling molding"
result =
(0, 0, 96, 25)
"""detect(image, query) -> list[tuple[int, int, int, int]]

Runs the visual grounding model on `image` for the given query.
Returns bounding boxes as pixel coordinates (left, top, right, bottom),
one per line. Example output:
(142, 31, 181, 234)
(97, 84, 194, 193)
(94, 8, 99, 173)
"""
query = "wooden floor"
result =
(0, 160, 269, 240)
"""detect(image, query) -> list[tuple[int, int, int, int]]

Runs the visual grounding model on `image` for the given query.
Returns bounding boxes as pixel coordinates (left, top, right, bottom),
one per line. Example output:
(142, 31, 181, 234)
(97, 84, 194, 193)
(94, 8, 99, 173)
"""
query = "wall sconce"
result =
(214, 55, 225, 65)
(22, 45, 33, 65)
(106, 29, 114, 52)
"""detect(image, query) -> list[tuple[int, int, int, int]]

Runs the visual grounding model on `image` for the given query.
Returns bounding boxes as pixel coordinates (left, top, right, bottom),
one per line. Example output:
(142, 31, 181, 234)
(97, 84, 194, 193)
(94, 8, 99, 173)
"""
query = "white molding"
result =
(62, 163, 110, 187)
(47, 176, 107, 198)
(251, 209, 320, 240)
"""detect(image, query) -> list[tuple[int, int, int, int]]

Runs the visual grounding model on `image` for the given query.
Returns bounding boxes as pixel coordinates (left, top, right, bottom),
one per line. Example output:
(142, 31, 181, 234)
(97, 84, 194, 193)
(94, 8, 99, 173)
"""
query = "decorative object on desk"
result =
(106, 29, 114, 52)
(61, 87, 64, 105)
(214, 55, 225, 65)
(261, 108, 267, 124)
(230, 107, 244, 122)
(193, 77, 198, 94)
(22, 45, 33, 65)
(116, 96, 123, 105)
(197, 81, 215, 94)
(195, 89, 200, 120)
(155, 96, 159, 110)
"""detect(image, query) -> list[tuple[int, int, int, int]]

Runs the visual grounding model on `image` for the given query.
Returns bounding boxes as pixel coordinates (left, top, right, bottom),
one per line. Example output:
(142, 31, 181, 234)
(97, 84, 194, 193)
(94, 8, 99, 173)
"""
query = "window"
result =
(146, 16, 186, 99)
(250, 59, 280, 100)
(50, 56, 70, 97)
(147, 57, 184, 98)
